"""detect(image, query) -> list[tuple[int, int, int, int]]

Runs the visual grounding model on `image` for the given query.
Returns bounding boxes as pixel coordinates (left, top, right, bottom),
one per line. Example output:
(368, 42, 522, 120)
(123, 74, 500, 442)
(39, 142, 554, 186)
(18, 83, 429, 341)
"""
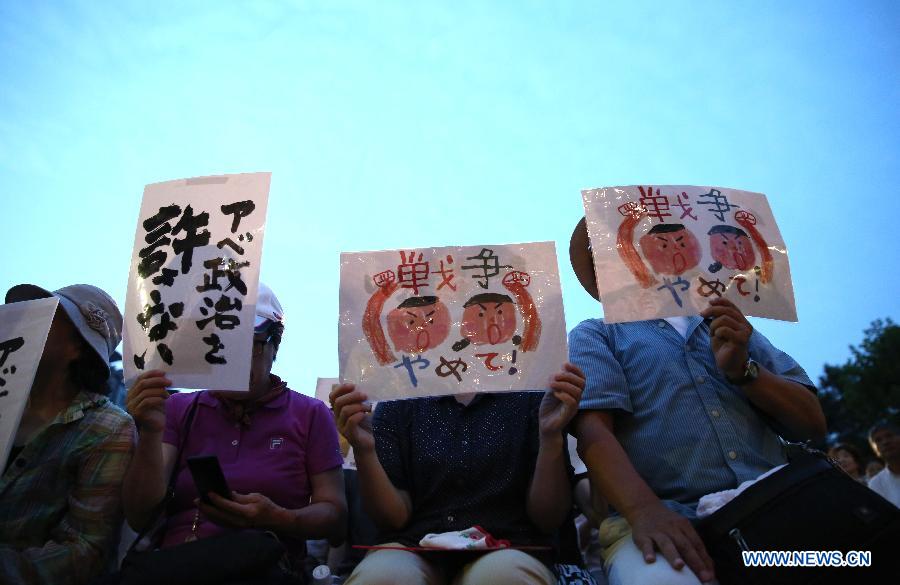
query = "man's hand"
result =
(629, 503, 715, 582)
(701, 298, 752, 381)
(329, 383, 375, 454)
(538, 362, 585, 437)
(200, 492, 285, 531)
(125, 370, 171, 434)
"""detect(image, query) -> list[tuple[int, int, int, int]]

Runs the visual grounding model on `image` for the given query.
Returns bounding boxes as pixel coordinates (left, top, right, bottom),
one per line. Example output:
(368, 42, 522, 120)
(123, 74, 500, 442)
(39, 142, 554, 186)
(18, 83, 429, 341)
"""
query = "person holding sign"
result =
(0, 284, 135, 585)
(329, 361, 585, 585)
(568, 222, 826, 585)
(121, 284, 347, 579)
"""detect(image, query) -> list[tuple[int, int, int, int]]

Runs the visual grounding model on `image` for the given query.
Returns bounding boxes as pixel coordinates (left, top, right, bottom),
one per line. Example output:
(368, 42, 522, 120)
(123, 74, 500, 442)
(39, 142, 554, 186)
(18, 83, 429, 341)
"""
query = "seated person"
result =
(0, 283, 135, 585)
(867, 422, 900, 508)
(330, 362, 585, 585)
(827, 443, 866, 483)
(122, 284, 347, 575)
(568, 221, 825, 585)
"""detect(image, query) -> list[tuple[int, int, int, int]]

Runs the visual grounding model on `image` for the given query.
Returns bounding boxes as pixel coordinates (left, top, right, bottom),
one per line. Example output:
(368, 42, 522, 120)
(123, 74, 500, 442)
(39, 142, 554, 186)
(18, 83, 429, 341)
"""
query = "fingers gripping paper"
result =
(339, 242, 567, 401)
(124, 173, 270, 391)
(582, 185, 797, 323)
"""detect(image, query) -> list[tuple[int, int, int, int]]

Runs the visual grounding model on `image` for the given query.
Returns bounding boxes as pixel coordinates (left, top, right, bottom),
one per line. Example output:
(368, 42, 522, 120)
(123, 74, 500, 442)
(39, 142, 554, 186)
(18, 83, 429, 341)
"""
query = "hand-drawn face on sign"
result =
(637, 224, 702, 275)
(708, 225, 756, 272)
(339, 242, 567, 401)
(461, 293, 516, 346)
(581, 185, 797, 323)
(386, 296, 452, 353)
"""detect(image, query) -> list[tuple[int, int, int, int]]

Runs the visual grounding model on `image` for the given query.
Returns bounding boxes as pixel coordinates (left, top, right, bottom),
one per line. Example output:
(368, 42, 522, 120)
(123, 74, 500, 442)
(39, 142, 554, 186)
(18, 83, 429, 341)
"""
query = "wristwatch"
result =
(728, 357, 759, 386)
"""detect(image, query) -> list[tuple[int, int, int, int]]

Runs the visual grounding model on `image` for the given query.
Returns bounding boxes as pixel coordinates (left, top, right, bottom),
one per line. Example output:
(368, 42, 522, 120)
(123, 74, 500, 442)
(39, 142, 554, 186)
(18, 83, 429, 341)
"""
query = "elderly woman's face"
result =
(831, 449, 860, 476)
(36, 308, 82, 375)
(248, 330, 276, 391)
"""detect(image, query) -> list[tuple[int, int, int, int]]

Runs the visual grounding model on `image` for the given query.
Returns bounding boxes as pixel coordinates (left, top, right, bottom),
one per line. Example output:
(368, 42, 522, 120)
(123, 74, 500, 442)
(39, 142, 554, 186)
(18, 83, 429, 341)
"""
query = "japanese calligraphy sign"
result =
(0, 297, 58, 469)
(582, 185, 797, 323)
(339, 242, 567, 401)
(124, 173, 270, 391)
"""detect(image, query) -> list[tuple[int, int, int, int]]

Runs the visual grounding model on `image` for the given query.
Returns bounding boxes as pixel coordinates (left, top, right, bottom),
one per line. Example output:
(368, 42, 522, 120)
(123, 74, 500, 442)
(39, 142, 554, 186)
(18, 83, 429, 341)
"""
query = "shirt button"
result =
(231, 439, 239, 446)
(696, 376, 706, 384)
(711, 409, 720, 418)
(447, 515, 455, 523)
(658, 321, 666, 328)
(728, 450, 737, 460)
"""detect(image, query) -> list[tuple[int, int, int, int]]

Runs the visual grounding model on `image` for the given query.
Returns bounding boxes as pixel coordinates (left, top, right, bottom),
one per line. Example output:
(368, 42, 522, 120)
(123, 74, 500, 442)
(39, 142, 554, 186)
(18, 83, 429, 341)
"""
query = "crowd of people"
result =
(1, 223, 898, 585)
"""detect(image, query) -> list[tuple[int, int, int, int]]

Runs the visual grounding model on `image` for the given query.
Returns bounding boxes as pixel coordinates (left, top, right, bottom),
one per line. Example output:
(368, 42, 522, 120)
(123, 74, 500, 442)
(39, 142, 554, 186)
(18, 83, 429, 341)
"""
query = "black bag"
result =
(118, 530, 288, 585)
(696, 446, 900, 585)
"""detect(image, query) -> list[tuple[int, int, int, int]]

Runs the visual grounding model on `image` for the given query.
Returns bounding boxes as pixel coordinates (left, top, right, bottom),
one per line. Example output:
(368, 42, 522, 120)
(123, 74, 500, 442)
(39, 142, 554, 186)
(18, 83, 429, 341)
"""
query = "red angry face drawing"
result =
(386, 296, 451, 354)
(708, 225, 756, 271)
(461, 293, 516, 346)
(638, 224, 702, 276)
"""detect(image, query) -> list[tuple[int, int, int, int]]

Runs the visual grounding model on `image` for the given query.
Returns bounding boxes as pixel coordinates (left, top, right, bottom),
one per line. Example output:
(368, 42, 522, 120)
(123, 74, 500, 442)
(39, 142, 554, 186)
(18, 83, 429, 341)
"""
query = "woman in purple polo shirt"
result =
(122, 284, 347, 579)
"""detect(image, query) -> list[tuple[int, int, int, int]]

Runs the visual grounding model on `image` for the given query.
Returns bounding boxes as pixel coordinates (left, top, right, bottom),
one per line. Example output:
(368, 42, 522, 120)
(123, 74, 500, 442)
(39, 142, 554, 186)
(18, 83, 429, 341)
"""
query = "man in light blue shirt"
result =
(568, 222, 826, 585)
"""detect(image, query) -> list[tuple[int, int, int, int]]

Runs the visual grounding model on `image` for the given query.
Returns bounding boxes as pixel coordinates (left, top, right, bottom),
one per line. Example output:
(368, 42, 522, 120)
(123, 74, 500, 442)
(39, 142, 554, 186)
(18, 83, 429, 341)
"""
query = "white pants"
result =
(600, 517, 718, 585)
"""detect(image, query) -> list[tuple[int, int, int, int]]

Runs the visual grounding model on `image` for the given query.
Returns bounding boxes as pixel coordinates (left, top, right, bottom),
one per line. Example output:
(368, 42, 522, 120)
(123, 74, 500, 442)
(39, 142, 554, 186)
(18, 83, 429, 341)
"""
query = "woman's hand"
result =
(199, 492, 286, 531)
(538, 362, 585, 437)
(125, 370, 171, 434)
(329, 383, 375, 454)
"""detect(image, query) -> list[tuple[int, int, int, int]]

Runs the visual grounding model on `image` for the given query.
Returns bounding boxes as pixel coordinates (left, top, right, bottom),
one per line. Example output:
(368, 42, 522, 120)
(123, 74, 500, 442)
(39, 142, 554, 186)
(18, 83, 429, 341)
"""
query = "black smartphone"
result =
(186, 455, 231, 504)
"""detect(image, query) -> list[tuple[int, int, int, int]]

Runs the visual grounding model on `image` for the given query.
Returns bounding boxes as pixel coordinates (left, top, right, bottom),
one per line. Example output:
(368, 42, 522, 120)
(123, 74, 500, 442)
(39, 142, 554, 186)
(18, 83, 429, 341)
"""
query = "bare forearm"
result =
(527, 433, 572, 534)
(271, 501, 346, 544)
(122, 431, 168, 531)
(742, 367, 826, 441)
(355, 448, 411, 531)
(575, 413, 661, 522)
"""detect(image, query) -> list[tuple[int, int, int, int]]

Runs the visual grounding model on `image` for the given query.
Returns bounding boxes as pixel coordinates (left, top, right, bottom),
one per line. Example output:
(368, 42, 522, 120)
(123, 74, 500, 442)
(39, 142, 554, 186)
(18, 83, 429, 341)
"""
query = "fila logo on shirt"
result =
(270, 437, 285, 450)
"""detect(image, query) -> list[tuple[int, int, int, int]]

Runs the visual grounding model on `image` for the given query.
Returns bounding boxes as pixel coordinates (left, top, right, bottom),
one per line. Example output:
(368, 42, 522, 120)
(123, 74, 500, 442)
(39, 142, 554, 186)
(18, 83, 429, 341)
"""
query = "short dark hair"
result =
(464, 293, 514, 308)
(707, 225, 749, 237)
(828, 443, 863, 465)
(397, 296, 438, 309)
(869, 420, 900, 441)
(647, 223, 688, 235)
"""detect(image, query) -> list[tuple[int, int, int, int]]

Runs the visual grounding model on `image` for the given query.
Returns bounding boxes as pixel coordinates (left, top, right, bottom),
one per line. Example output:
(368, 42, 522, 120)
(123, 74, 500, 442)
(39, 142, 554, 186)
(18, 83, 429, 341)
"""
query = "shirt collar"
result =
(201, 375, 290, 410)
(51, 391, 109, 426)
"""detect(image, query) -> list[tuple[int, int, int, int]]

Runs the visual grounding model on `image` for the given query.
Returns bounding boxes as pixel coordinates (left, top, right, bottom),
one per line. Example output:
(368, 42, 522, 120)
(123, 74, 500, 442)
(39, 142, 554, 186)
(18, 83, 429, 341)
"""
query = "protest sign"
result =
(582, 185, 797, 323)
(315, 376, 338, 405)
(339, 242, 567, 401)
(0, 297, 58, 469)
(124, 173, 270, 390)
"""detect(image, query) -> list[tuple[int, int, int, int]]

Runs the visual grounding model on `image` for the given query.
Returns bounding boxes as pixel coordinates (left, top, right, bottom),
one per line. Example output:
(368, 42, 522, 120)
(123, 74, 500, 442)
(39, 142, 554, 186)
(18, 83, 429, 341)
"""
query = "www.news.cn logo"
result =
(742, 550, 872, 568)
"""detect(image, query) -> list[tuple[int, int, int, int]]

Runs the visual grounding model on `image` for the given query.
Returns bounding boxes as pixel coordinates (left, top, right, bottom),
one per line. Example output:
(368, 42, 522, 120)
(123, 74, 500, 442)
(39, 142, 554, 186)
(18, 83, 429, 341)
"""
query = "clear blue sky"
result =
(1, 1, 898, 395)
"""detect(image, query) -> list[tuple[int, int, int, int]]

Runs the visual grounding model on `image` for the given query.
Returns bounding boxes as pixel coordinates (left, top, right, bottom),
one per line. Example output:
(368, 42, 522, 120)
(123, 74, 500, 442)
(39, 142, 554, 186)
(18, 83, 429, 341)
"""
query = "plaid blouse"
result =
(0, 392, 135, 584)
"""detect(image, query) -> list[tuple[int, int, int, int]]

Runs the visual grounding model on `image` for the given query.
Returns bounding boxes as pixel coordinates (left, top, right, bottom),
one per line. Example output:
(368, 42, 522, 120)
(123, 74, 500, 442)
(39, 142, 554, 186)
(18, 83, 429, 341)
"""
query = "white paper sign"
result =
(339, 242, 568, 401)
(314, 376, 357, 468)
(124, 173, 271, 391)
(582, 185, 797, 323)
(315, 377, 338, 404)
(0, 297, 59, 469)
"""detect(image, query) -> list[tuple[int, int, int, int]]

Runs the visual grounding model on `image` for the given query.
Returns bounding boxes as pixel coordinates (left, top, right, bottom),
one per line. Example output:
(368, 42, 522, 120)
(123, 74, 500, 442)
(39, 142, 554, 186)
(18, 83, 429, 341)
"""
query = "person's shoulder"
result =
(572, 317, 607, 334)
(869, 468, 896, 487)
(81, 394, 136, 436)
(285, 388, 331, 413)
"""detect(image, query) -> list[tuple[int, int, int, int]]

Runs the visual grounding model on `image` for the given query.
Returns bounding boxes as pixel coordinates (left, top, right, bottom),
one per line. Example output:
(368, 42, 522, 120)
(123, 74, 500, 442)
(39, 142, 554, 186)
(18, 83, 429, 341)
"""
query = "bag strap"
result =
(127, 392, 203, 553)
